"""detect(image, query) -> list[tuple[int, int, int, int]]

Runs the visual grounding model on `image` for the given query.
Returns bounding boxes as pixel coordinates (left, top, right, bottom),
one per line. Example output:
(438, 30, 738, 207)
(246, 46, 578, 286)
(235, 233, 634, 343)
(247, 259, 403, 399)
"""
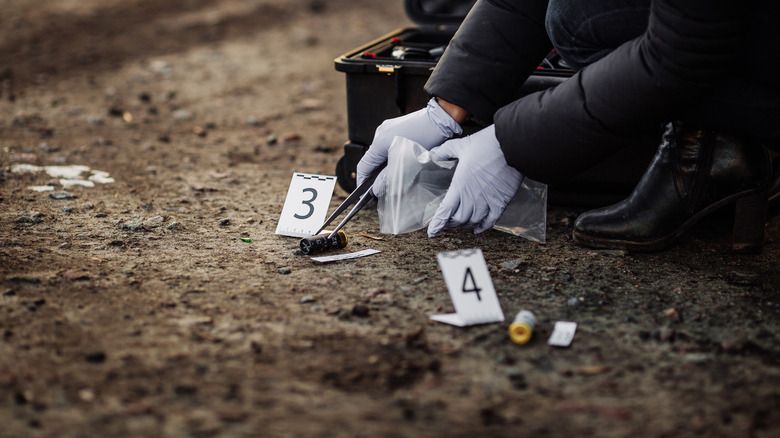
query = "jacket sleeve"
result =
(424, 0, 552, 124)
(495, 0, 750, 184)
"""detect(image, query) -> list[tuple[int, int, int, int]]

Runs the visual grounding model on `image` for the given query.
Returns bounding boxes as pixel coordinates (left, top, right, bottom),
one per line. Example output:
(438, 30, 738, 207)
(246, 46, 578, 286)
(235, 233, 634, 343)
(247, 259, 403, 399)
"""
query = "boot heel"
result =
(732, 191, 768, 253)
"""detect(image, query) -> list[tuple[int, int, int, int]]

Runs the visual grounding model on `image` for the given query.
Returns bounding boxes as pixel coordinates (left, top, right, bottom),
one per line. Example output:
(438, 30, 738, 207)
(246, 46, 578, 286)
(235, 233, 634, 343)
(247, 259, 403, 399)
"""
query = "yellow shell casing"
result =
(508, 322, 533, 344)
(508, 310, 536, 345)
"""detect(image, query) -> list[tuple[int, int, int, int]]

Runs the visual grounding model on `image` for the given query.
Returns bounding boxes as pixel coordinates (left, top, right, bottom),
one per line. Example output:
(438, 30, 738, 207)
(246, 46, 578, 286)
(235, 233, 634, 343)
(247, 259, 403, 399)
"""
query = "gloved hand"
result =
(427, 125, 524, 237)
(356, 97, 462, 195)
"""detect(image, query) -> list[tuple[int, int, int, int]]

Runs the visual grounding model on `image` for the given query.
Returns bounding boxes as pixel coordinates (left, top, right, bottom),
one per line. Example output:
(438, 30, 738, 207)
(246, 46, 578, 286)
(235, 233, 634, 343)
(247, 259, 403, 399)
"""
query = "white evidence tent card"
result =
(431, 248, 505, 327)
(548, 321, 577, 347)
(276, 173, 337, 238)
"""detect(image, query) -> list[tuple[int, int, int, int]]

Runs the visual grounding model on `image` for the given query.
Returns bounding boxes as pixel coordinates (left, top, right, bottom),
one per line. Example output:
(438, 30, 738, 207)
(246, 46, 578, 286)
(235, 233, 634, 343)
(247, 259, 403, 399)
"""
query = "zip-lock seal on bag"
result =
(377, 136, 547, 243)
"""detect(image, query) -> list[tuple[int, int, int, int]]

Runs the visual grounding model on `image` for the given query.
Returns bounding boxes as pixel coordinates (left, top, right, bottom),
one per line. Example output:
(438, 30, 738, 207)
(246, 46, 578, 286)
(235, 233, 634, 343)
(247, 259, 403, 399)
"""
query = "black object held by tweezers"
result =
(313, 163, 386, 238)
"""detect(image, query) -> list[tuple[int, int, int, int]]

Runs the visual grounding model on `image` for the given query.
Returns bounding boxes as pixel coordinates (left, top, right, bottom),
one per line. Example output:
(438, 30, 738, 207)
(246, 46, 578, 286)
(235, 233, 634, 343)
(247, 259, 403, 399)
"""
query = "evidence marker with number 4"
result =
(508, 310, 536, 345)
(300, 230, 348, 255)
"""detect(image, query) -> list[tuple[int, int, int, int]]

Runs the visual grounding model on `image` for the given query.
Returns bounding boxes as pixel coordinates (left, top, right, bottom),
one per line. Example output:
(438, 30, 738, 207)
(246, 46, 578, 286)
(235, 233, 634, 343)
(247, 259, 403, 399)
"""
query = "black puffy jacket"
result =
(425, 0, 780, 184)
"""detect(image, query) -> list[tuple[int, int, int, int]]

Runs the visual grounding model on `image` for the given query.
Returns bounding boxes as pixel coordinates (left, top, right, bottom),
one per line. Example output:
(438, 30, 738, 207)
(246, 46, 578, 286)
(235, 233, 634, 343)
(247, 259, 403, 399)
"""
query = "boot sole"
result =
(572, 187, 768, 253)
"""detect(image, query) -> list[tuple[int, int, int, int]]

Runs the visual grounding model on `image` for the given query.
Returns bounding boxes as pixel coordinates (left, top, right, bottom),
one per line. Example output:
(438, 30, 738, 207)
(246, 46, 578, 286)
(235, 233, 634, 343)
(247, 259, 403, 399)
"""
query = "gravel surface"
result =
(1, 1, 778, 437)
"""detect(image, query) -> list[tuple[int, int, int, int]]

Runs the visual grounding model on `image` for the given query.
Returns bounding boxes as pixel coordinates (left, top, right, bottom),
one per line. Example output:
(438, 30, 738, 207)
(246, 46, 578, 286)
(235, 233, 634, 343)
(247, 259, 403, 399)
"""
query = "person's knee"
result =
(546, 0, 651, 70)
(545, 0, 570, 54)
(545, 0, 586, 69)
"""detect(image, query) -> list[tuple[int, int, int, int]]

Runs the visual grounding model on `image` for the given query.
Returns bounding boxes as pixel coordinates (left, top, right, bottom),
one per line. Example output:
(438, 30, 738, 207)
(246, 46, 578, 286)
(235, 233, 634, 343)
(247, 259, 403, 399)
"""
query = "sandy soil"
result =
(1, 1, 779, 437)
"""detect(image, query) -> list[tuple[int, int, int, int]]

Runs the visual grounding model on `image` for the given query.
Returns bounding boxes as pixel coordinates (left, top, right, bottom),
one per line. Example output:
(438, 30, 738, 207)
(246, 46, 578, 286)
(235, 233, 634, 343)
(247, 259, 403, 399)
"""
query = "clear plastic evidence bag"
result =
(377, 136, 547, 243)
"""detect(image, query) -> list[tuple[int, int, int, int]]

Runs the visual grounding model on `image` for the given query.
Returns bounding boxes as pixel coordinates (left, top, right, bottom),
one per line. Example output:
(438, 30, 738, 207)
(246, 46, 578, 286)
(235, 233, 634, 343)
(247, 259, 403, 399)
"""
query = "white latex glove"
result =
(427, 125, 524, 237)
(356, 97, 462, 195)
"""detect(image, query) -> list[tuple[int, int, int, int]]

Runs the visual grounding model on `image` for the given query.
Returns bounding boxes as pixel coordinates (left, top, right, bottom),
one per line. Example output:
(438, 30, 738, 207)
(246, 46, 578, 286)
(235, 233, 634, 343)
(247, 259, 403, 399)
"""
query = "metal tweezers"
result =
(313, 164, 386, 238)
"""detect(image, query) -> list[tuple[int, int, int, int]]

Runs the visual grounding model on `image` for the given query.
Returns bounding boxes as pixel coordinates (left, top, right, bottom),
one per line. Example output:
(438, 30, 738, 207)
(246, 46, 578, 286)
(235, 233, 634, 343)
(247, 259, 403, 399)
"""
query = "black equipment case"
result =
(334, 0, 656, 206)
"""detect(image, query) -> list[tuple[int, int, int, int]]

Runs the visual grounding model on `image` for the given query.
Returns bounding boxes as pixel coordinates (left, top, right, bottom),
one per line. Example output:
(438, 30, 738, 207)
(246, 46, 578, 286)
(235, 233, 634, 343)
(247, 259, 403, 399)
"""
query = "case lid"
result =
(404, 0, 477, 26)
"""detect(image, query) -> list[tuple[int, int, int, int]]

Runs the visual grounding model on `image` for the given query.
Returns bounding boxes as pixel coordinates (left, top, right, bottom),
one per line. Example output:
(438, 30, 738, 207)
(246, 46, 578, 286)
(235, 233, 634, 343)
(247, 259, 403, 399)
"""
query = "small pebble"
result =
(85, 351, 106, 363)
(352, 304, 370, 317)
(78, 389, 95, 402)
(16, 211, 42, 224)
(281, 132, 302, 143)
(278, 268, 291, 275)
(300, 296, 315, 304)
(684, 353, 711, 364)
(172, 109, 193, 121)
(49, 191, 76, 200)
(87, 115, 104, 125)
(500, 259, 526, 270)
(507, 370, 527, 389)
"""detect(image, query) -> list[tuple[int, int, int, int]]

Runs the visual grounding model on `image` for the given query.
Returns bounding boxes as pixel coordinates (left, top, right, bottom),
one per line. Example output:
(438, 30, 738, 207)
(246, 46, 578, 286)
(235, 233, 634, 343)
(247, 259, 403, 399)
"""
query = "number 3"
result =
(294, 187, 318, 220)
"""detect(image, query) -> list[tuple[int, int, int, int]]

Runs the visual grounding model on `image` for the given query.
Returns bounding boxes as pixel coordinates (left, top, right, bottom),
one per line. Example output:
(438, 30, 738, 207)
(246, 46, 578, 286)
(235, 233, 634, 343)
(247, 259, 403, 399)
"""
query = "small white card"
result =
(276, 173, 337, 238)
(431, 248, 504, 327)
(548, 321, 577, 347)
(310, 249, 380, 263)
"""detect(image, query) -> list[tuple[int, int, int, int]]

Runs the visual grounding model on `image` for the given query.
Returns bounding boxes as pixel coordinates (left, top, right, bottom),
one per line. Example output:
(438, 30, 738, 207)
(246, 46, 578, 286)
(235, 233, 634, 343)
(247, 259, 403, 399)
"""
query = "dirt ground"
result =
(1, 1, 779, 437)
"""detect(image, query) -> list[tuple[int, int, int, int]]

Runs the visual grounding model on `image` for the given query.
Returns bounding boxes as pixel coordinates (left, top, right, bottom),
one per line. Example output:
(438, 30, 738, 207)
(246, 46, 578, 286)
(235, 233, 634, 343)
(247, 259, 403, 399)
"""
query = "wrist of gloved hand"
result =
(356, 97, 462, 189)
(426, 125, 523, 237)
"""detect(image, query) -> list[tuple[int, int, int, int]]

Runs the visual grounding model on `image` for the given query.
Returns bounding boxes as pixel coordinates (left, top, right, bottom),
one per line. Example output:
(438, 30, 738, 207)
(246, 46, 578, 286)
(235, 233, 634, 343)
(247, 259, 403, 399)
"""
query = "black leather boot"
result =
(572, 122, 773, 253)
(770, 148, 780, 203)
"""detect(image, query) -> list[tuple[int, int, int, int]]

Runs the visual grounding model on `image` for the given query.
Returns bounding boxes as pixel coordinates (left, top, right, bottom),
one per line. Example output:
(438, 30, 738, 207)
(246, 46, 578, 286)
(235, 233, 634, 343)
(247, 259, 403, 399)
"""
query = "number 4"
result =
(462, 267, 482, 301)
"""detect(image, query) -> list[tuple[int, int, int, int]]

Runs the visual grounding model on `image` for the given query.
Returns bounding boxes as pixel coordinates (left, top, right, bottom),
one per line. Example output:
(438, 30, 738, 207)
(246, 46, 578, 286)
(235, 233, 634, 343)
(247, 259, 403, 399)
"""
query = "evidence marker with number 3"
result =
(508, 310, 536, 345)
(276, 173, 337, 238)
(300, 230, 348, 255)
